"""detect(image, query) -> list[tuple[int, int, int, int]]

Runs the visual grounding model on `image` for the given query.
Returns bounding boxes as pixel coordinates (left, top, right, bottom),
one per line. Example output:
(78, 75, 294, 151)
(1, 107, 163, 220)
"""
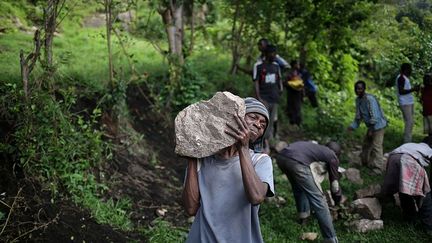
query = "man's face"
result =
(355, 83, 365, 97)
(258, 42, 267, 53)
(245, 112, 267, 142)
(405, 67, 412, 76)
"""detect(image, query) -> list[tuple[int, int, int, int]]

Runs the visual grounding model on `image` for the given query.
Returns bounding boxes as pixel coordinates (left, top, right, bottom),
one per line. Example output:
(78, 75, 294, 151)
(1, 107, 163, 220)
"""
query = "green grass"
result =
(0, 25, 166, 92)
(142, 219, 188, 243)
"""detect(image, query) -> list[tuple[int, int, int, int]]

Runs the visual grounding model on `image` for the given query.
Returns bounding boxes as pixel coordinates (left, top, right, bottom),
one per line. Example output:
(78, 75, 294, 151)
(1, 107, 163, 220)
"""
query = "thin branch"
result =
(137, 84, 155, 108)
(150, 42, 167, 57)
(113, 28, 135, 75)
(0, 199, 11, 209)
(56, 0, 79, 28)
(11, 213, 59, 243)
(0, 187, 23, 236)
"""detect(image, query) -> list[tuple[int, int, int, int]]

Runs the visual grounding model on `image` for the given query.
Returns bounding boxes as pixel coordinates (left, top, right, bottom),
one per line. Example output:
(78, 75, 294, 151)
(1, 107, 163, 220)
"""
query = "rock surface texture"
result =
(175, 92, 245, 158)
(354, 184, 382, 199)
(345, 168, 364, 185)
(351, 197, 382, 220)
(349, 219, 384, 233)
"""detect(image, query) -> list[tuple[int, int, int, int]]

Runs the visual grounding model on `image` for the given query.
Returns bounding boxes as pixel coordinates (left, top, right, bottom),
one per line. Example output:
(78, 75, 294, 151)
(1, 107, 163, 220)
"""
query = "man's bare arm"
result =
(182, 158, 200, 215)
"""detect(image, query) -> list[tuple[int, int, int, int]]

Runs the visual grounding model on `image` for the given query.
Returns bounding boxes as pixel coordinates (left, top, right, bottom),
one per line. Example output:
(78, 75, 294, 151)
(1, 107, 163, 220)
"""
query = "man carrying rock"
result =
(380, 139, 432, 234)
(182, 97, 275, 243)
(275, 140, 343, 243)
(348, 80, 387, 174)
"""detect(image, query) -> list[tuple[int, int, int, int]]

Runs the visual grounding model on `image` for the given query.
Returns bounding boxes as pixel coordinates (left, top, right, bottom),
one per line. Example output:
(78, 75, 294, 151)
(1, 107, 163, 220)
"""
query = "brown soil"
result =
(0, 84, 189, 242)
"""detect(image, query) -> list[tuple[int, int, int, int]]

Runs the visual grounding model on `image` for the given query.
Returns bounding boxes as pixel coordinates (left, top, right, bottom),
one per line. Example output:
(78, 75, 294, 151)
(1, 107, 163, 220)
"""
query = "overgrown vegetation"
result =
(0, 83, 133, 230)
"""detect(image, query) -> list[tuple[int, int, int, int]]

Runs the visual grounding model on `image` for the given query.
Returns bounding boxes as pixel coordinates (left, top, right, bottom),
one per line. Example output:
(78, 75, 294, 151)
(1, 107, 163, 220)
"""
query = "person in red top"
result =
(421, 73, 432, 137)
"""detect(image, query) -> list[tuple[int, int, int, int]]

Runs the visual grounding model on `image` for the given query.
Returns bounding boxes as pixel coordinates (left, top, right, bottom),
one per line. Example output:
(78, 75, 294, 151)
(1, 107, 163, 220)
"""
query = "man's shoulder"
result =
(254, 60, 264, 67)
(365, 93, 378, 101)
(251, 152, 271, 163)
(270, 61, 281, 68)
(397, 74, 406, 83)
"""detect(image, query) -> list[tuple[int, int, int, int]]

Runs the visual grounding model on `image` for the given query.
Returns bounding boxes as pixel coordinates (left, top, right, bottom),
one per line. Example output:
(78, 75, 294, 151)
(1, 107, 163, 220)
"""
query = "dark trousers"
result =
(399, 191, 432, 231)
(286, 87, 302, 125)
(306, 90, 318, 108)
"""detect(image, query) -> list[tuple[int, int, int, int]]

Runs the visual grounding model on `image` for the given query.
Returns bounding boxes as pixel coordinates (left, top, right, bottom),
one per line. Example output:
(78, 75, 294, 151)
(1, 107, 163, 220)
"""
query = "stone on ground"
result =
(349, 219, 384, 233)
(174, 91, 245, 158)
(344, 168, 364, 185)
(300, 232, 318, 241)
(346, 150, 362, 165)
(354, 184, 381, 199)
(351, 197, 382, 219)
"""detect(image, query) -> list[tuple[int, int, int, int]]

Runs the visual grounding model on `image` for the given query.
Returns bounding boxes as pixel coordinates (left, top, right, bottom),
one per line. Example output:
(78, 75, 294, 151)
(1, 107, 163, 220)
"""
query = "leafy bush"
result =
(0, 84, 132, 230)
(153, 61, 210, 113)
(303, 89, 355, 141)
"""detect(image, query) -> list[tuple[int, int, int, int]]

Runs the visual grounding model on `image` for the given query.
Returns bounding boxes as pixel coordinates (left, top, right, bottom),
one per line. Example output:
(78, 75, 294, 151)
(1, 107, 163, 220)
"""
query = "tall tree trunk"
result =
(44, 0, 58, 70)
(229, 0, 243, 74)
(20, 30, 42, 100)
(188, 0, 195, 55)
(161, 2, 184, 65)
(159, 0, 184, 108)
(105, 0, 114, 88)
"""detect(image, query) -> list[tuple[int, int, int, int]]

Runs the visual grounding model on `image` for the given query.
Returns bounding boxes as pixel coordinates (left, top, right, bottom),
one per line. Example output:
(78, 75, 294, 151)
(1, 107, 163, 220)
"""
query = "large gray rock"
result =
(346, 150, 362, 165)
(354, 184, 382, 199)
(175, 92, 245, 158)
(349, 219, 384, 233)
(345, 168, 364, 185)
(83, 14, 106, 28)
(351, 198, 382, 220)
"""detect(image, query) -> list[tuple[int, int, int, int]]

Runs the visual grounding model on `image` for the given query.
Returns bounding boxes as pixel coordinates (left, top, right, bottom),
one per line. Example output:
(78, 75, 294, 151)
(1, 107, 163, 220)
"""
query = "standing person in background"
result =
(421, 73, 432, 139)
(253, 45, 283, 153)
(256, 39, 288, 138)
(300, 63, 319, 108)
(348, 80, 387, 174)
(256, 38, 290, 72)
(275, 141, 343, 243)
(183, 98, 274, 243)
(237, 38, 290, 76)
(285, 60, 304, 128)
(396, 63, 420, 143)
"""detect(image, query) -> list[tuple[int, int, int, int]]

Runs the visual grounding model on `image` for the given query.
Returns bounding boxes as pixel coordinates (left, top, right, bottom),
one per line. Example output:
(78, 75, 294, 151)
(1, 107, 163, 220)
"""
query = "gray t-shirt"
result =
(185, 150, 274, 243)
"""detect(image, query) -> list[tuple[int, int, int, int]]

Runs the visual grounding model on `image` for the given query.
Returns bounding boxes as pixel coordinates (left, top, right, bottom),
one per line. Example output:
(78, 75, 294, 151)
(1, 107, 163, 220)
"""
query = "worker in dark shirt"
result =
(253, 44, 283, 153)
(275, 141, 342, 243)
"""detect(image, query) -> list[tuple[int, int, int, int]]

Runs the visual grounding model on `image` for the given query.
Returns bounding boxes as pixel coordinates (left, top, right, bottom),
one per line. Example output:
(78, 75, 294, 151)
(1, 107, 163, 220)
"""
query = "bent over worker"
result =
(275, 140, 342, 243)
(380, 140, 432, 234)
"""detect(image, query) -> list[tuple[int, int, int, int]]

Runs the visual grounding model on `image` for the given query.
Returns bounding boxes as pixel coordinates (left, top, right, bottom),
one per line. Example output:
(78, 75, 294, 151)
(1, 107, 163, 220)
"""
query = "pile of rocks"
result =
(346, 181, 384, 232)
(334, 167, 385, 233)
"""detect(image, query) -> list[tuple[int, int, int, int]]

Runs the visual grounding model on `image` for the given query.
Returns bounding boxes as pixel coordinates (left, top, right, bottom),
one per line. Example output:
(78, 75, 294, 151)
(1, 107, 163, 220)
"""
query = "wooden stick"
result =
(0, 187, 23, 236)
